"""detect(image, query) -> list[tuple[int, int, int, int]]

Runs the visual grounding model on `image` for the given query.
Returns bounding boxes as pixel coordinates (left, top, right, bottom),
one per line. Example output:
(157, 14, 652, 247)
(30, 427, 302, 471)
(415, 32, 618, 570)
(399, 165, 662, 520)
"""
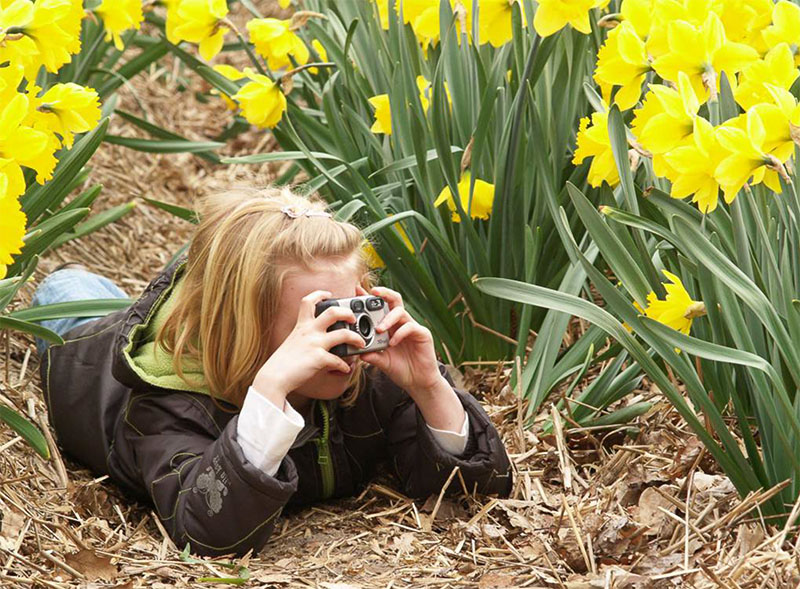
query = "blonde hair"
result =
(155, 186, 375, 410)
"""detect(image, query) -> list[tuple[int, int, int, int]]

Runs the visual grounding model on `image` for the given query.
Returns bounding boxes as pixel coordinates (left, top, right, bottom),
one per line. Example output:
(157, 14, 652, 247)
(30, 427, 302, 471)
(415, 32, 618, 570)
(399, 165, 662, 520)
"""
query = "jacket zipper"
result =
(314, 400, 335, 498)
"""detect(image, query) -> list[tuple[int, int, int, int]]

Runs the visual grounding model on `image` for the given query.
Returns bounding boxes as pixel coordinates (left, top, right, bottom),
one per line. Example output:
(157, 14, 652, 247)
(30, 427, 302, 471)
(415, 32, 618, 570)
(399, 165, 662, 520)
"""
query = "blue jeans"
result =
(30, 269, 129, 356)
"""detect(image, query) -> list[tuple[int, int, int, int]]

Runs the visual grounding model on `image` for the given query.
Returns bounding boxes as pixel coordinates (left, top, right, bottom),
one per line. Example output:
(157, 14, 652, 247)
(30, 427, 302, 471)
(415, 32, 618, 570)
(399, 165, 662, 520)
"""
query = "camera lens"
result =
(358, 315, 373, 338)
(366, 297, 384, 311)
(350, 299, 364, 313)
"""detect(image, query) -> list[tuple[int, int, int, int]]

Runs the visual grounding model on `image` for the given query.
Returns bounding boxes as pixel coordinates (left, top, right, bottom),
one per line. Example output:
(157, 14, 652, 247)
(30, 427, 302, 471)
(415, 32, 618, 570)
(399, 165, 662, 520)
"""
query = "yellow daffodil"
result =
(735, 86, 800, 167)
(279, 0, 290, 7)
(211, 64, 244, 110)
(0, 1, 37, 76)
(573, 111, 620, 188)
(763, 0, 800, 65)
(309, 39, 328, 74)
(715, 109, 784, 199)
(651, 12, 757, 97)
(95, 0, 144, 51)
(0, 62, 25, 106)
(631, 72, 700, 169)
(17, 131, 59, 184)
(479, 0, 524, 47)
(23, 0, 82, 73)
(0, 194, 27, 279)
(734, 43, 798, 111)
(247, 18, 309, 71)
(0, 0, 33, 44)
(0, 0, 81, 76)
(620, 0, 653, 40)
(232, 69, 287, 129)
(434, 172, 495, 222)
(168, 0, 229, 61)
(368, 94, 391, 135)
(662, 117, 725, 213)
(594, 21, 650, 110)
(717, 0, 772, 54)
(640, 270, 706, 336)
(0, 93, 49, 199)
(363, 224, 415, 269)
(407, 2, 441, 49)
(642, 0, 712, 61)
(533, 0, 607, 38)
(368, 77, 448, 135)
(373, 0, 389, 30)
(33, 83, 101, 149)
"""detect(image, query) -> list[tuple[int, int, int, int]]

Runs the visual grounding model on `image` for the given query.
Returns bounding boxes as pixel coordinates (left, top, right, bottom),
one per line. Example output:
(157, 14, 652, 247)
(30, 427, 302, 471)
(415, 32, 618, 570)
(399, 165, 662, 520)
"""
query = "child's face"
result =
(268, 256, 363, 409)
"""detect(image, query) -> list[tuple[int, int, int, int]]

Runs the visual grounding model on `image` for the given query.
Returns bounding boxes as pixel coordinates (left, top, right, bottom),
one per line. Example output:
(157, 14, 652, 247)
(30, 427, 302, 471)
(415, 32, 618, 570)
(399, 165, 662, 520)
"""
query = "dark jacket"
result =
(39, 255, 513, 557)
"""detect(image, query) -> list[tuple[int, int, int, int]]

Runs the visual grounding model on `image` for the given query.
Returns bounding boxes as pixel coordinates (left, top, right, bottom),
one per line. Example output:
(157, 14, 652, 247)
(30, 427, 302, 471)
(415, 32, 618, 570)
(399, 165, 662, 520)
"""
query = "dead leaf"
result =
(254, 572, 294, 584)
(496, 502, 537, 531)
(480, 523, 507, 539)
(420, 496, 466, 520)
(478, 573, 520, 588)
(392, 532, 418, 560)
(635, 486, 676, 536)
(0, 507, 25, 550)
(64, 549, 118, 582)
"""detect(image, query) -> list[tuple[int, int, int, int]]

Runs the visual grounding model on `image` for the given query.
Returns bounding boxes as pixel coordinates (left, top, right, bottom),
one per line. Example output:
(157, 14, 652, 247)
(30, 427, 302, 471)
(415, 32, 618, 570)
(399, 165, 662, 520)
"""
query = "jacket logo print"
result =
(193, 465, 229, 516)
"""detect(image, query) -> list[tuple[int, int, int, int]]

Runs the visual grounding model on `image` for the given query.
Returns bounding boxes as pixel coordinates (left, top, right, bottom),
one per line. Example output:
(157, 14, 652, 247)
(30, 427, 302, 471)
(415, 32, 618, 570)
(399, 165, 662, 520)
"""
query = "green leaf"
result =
(142, 197, 198, 223)
(566, 183, 651, 305)
(104, 136, 225, 153)
(221, 151, 347, 165)
(0, 316, 63, 344)
(49, 202, 137, 249)
(7, 209, 90, 276)
(0, 405, 50, 459)
(8, 299, 133, 322)
(115, 110, 221, 164)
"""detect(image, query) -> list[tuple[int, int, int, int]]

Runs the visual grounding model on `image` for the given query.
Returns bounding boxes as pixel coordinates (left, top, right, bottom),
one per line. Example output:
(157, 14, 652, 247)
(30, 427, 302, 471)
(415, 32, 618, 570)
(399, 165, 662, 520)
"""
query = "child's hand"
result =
(253, 290, 365, 402)
(358, 285, 446, 398)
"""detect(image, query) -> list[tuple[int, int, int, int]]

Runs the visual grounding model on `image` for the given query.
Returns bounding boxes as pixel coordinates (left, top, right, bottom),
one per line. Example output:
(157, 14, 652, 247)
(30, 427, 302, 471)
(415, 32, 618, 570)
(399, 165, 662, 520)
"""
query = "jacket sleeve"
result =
(122, 390, 298, 557)
(372, 363, 513, 500)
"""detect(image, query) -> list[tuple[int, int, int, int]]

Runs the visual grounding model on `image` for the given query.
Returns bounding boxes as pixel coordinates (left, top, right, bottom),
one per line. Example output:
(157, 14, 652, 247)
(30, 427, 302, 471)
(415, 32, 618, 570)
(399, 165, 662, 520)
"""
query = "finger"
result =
(370, 286, 403, 309)
(389, 322, 425, 347)
(376, 306, 411, 333)
(322, 351, 352, 374)
(322, 327, 366, 350)
(298, 290, 333, 322)
(360, 350, 389, 371)
(355, 284, 369, 296)
(313, 305, 356, 330)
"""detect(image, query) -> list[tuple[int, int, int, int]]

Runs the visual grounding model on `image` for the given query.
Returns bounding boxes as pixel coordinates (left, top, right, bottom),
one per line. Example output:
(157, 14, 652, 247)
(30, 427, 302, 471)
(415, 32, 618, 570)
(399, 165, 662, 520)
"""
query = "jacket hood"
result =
(111, 253, 209, 396)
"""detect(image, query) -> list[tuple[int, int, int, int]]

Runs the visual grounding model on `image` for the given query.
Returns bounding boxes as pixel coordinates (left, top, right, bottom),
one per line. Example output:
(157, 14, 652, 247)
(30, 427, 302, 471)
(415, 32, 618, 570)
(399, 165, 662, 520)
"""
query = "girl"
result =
(33, 187, 513, 557)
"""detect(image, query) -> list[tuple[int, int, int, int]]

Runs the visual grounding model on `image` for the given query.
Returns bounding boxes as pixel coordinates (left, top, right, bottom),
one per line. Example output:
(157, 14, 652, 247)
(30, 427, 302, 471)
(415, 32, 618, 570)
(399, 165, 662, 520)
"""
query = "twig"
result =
(560, 495, 591, 574)
(40, 550, 85, 580)
(428, 466, 460, 529)
(36, 412, 68, 489)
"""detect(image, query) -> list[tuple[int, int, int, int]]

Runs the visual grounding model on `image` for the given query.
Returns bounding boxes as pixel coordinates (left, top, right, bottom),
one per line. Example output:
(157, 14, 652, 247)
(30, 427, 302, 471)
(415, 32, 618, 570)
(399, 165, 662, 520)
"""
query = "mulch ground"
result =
(1, 5, 800, 587)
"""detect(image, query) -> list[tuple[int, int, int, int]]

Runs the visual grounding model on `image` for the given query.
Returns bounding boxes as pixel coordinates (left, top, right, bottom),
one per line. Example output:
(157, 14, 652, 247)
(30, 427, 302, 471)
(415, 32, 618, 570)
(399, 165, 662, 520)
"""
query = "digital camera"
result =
(314, 295, 391, 357)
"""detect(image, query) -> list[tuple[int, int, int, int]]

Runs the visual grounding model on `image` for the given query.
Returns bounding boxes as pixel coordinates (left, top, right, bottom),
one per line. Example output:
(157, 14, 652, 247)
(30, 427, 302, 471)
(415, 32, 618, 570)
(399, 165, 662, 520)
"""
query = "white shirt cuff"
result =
(425, 411, 469, 455)
(236, 385, 305, 476)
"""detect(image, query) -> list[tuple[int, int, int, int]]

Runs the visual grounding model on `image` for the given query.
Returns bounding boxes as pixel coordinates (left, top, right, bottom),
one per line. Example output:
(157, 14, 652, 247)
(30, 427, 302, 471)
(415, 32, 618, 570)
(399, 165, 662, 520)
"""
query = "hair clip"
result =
(280, 205, 332, 219)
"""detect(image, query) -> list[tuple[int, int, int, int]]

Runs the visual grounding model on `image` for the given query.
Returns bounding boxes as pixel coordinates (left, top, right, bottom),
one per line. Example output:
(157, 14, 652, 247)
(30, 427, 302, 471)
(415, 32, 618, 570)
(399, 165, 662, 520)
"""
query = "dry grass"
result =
(2, 13, 800, 588)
